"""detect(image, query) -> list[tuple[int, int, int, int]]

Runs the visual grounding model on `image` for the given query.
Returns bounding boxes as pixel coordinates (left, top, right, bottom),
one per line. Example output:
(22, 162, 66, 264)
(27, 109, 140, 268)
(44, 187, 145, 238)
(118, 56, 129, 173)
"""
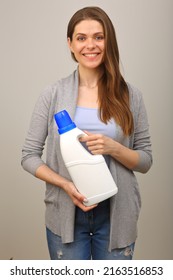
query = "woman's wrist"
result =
(110, 141, 139, 170)
(35, 164, 71, 189)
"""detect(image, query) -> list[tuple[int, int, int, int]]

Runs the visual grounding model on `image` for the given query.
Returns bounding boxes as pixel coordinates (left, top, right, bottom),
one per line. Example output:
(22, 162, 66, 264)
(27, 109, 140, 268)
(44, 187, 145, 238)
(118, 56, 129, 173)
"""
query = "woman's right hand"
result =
(35, 164, 97, 212)
(62, 181, 98, 212)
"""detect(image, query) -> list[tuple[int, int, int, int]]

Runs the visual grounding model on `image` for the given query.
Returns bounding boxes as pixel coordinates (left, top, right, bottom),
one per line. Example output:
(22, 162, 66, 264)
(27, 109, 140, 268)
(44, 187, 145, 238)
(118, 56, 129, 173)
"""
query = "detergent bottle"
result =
(54, 110, 118, 206)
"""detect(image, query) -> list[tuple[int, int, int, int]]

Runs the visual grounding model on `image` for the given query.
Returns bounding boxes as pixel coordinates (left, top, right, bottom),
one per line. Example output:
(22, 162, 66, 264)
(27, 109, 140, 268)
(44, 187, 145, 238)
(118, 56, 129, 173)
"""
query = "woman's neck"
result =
(78, 65, 103, 88)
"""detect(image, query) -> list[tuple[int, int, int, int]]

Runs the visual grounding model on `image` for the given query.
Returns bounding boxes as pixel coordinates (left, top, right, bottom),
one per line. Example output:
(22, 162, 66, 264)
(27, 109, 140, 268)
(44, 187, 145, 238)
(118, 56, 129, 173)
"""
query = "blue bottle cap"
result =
(54, 110, 76, 134)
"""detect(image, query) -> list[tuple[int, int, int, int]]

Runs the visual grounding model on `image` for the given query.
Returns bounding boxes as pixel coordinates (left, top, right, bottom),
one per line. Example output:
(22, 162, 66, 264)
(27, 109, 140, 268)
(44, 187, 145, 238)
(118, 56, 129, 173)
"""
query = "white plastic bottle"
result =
(54, 110, 118, 206)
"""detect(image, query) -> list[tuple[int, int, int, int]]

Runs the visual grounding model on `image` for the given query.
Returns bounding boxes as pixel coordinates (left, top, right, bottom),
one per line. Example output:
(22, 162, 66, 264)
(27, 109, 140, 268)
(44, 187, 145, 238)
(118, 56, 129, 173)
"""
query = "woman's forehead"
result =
(73, 20, 104, 35)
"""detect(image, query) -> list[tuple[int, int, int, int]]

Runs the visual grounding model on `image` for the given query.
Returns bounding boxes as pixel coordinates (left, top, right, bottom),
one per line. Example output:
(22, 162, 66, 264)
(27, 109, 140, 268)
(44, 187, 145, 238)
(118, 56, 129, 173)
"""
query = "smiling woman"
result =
(21, 6, 152, 260)
(68, 20, 105, 71)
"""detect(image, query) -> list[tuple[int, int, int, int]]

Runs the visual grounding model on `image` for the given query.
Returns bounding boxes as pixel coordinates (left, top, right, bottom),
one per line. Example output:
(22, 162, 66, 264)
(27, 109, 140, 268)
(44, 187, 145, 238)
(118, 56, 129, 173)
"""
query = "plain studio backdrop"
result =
(0, 0, 172, 260)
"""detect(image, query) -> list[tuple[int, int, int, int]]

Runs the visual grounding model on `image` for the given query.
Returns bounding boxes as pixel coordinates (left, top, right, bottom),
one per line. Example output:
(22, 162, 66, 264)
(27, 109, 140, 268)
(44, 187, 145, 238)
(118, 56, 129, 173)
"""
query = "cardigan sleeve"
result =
(21, 86, 52, 176)
(130, 86, 153, 173)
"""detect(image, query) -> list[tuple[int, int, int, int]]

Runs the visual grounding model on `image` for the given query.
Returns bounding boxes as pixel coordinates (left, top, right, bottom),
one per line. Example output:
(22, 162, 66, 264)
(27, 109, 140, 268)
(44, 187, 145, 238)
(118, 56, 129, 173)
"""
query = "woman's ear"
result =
(67, 37, 74, 53)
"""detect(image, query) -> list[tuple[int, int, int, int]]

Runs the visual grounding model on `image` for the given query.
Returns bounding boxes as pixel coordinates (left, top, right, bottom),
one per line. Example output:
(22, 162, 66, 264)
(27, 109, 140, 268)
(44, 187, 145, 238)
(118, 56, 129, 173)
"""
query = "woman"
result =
(21, 6, 152, 260)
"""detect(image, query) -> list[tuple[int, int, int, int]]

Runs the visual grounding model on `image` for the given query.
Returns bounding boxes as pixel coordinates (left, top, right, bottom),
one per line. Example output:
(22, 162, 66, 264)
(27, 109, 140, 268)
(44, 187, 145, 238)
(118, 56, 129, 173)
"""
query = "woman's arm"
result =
(80, 92, 152, 173)
(80, 132, 139, 170)
(21, 87, 96, 212)
(35, 164, 97, 211)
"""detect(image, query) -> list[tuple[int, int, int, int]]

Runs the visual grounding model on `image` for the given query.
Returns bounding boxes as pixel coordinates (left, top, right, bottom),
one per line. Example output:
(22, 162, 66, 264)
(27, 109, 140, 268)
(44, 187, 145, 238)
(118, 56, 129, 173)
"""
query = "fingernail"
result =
(83, 198, 88, 203)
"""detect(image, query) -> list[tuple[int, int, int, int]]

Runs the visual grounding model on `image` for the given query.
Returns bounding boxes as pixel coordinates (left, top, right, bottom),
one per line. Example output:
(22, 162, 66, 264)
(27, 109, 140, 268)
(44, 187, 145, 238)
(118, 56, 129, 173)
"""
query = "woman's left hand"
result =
(79, 131, 115, 155)
(80, 131, 140, 170)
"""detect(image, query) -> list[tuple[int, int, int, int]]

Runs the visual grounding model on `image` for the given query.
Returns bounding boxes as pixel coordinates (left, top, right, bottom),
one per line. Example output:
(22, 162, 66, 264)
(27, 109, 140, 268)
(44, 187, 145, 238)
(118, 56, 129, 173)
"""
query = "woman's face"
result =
(68, 20, 105, 70)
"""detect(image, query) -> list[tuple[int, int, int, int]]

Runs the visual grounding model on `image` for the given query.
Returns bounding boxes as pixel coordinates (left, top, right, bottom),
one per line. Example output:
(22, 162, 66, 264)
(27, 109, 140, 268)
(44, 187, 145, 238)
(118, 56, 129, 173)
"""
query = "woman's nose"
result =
(86, 38, 96, 49)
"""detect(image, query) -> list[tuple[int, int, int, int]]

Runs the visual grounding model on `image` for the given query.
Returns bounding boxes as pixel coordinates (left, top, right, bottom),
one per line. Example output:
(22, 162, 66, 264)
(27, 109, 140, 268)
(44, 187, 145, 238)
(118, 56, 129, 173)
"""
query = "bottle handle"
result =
(76, 132, 103, 160)
(76, 132, 90, 154)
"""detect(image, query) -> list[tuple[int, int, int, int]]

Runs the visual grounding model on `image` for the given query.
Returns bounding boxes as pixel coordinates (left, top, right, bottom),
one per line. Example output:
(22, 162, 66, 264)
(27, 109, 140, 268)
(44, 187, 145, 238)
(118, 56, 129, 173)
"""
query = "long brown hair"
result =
(67, 6, 133, 136)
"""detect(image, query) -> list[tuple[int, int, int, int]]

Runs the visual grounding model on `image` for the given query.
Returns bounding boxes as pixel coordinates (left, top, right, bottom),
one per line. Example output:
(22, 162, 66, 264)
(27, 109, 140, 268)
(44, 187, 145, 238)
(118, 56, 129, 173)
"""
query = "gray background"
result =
(0, 0, 172, 259)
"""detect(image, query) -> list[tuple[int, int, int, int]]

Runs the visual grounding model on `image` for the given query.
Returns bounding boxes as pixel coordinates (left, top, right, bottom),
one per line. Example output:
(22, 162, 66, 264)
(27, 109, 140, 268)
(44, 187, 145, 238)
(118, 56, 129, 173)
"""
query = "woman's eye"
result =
(77, 36, 86, 41)
(95, 36, 104, 41)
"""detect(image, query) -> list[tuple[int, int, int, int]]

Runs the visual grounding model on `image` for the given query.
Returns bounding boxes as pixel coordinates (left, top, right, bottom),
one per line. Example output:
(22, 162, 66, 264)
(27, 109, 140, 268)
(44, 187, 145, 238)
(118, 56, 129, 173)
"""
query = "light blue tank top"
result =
(74, 107, 116, 138)
(74, 107, 117, 166)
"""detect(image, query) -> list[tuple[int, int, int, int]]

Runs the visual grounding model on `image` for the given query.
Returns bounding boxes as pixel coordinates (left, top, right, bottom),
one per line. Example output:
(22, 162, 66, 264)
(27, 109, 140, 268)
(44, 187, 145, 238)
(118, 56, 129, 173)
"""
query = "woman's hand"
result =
(35, 164, 97, 212)
(80, 131, 115, 155)
(62, 181, 97, 212)
(80, 131, 140, 170)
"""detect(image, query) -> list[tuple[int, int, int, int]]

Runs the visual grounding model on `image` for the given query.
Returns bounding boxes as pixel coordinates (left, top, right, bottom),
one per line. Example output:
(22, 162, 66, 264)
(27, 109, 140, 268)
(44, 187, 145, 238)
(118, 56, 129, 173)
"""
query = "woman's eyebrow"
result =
(75, 32, 104, 37)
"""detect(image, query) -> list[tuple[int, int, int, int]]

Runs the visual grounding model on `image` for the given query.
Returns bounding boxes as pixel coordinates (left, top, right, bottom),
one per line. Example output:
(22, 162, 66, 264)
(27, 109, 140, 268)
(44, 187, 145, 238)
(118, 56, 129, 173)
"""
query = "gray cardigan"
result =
(21, 69, 152, 251)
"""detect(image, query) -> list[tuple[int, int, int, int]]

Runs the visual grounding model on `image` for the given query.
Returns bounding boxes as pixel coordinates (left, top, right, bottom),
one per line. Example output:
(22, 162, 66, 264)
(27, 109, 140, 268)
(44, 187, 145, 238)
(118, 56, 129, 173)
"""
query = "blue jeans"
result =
(46, 199, 135, 260)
